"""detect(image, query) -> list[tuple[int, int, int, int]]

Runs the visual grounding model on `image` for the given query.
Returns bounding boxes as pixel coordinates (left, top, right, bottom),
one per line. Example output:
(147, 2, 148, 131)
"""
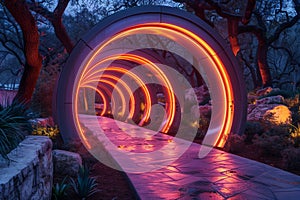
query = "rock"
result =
(263, 105, 292, 124)
(256, 87, 280, 97)
(247, 104, 256, 114)
(256, 87, 273, 96)
(256, 95, 284, 105)
(247, 94, 257, 104)
(247, 104, 272, 121)
(52, 149, 82, 177)
(247, 104, 292, 124)
(30, 117, 55, 127)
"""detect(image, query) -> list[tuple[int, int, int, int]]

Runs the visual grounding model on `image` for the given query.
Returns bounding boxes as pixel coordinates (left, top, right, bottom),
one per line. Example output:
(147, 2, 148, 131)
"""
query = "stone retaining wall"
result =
(0, 136, 53, 200)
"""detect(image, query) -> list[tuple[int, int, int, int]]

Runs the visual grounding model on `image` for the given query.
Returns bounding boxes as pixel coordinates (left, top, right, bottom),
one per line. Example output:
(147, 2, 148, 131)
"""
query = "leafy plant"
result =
(253, 133, 292, 157)
(0, 102, 32, 161)
(263, 122, 290, 137)
(244, 121, 264, 144)
(32, 124, 60, 139)
(70, 165, 98, 199)
(196, 116, 210, 140)
(286, 95, 300, 126)
(289, 123, 300, 147)
(52, 176, 70, 200)
(223, 133, 245, 153)
(281, 147, 300, 170)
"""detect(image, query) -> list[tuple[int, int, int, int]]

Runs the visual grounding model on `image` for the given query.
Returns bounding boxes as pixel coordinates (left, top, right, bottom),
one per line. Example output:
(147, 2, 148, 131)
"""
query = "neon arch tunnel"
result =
(55, 6, 247, 158)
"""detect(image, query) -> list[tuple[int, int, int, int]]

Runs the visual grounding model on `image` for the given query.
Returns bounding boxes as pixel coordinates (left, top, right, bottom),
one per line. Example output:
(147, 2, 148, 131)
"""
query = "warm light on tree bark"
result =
(4, 0, 42, 103)
(27, 0, 74, 53)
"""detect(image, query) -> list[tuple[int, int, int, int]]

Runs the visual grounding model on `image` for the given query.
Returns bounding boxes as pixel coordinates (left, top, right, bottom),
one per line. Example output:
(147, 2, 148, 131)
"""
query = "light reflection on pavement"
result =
(79, 115, 300, 200)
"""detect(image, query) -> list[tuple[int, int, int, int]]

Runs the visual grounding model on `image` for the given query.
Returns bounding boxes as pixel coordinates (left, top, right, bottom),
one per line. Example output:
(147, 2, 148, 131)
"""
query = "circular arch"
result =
(55, 6, 247, 150)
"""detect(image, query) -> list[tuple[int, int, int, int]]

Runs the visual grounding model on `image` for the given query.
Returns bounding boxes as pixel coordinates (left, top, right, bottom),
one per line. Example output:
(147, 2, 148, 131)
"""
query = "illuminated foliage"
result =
(289, 123, 300, 147)
(32, 124, 60, 139)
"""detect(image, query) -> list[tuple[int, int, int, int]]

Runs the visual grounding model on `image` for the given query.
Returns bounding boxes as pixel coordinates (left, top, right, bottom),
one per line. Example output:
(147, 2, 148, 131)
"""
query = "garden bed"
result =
(51, 137, 137, 200)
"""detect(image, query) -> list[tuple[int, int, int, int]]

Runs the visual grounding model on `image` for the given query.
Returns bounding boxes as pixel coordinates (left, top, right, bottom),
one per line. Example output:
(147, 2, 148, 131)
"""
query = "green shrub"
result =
(253, 133, 292, 157)
(52, 176, 70, 200)
(196, 117, 210, 140)
(289, 123, 300, 147)
(285, 95, 300, 126)
(0, 102, 32, 161)
(244, 121, 264, 144)
(70, 165, 98, 199)
(263, 123, 290, 137)
(223, 134, 245, 153)
(281, 147, 300, 170)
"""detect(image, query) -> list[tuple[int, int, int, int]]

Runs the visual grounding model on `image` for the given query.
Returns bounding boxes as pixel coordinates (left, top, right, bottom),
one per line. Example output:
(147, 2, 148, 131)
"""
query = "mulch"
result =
(52, 136, 138, 200)
(88, 161, 137, 200)
(52, 135, 299, 200)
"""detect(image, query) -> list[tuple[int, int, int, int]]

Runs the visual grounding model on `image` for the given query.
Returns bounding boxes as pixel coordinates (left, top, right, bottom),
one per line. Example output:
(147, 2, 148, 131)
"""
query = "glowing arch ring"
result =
(55, 6, 246, 151)
(87, 74, 136, 118)
(82, 54, 175, 131)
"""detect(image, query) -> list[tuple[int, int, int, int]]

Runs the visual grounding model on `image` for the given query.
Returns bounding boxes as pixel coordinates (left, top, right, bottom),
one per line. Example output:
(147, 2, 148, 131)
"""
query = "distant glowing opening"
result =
(73, 22, 234, 148)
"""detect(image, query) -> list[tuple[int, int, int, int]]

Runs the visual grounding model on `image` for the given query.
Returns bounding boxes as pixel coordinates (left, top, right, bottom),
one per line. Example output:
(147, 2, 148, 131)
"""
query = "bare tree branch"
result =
(28, 0, 74, 53)
(268, 2, 300, 44)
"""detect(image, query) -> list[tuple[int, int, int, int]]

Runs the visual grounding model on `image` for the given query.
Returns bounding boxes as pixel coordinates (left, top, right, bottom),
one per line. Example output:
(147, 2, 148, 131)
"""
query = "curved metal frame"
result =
(55, 6, 247, 148)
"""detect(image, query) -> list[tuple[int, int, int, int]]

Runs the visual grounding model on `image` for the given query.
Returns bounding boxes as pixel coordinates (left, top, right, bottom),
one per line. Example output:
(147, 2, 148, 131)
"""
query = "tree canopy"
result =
(0, 0, 299, 107)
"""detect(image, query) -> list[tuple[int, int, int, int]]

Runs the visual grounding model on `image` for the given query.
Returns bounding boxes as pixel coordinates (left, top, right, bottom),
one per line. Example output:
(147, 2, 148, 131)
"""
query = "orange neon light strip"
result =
(81, 86, 108, 116)
(83, 79, 126, 117)
(82, 74, 135, 119)
(74, 23, 234, 148)
(81, 67, 138, 118)
(95, 84, 114, 115)
(82, 54, 175, 132)
(112, 54, 175, 133)
(158, 23, 233, 147)
(74, 85, 108, 149)
(82, 65, 152, 126)
(118, 23, 233, 147)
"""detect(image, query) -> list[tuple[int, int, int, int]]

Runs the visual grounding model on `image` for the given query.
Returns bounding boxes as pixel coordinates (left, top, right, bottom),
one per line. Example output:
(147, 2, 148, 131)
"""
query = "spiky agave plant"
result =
(0, 101, 32, 161)
(289, 123, 300, 147)
(70, 165, 98, 200)
(52, 176, 70, 200)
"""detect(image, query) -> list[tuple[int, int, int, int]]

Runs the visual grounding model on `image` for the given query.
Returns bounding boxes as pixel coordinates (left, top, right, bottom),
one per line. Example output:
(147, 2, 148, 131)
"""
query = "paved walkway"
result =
(80, 115, 300, 200)
(128, 145, 300, 200)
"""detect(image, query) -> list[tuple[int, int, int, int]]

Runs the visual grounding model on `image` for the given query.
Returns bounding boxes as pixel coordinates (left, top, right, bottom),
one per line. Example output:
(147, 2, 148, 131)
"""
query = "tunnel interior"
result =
(78, 48, 210, 138)
(56, 7, 247, 155)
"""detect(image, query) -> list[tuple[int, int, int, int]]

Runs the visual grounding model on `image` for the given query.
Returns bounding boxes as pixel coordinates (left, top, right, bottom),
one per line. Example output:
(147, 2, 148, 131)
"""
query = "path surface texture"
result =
(80, 115, 300, 200)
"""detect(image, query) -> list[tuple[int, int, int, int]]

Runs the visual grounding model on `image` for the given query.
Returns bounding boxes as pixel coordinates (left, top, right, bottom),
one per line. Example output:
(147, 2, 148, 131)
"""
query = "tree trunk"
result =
(52, 0, 74, 53)
(52, 18, 74, 53)
(16, 63, 42, 102)
(4, 0, 42, 103)
(257, 42, 272, 87)
(27, 0, 74, 53)
(228, 18, 240, 56)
